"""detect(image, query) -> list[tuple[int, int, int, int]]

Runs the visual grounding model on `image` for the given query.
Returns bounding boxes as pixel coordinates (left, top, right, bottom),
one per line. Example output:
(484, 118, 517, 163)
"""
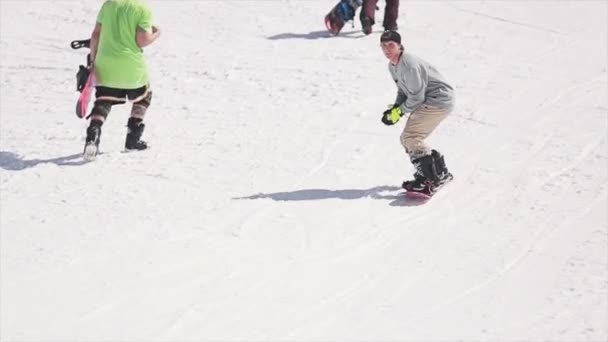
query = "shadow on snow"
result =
(234, 185, 428, 207)
(0, 151, 88, 170)
(266, 29, 363, 40)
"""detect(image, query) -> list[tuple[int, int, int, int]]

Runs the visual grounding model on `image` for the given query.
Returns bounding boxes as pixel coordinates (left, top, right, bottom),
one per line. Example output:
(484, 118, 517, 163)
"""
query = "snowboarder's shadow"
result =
(234, 185, 427, 207)
(266, 29, 363, 40)
(0, 151, 88, 170)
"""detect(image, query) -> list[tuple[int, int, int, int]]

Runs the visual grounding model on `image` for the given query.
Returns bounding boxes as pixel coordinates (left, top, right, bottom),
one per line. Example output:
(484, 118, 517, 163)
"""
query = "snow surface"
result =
(1, 1, 607, 341)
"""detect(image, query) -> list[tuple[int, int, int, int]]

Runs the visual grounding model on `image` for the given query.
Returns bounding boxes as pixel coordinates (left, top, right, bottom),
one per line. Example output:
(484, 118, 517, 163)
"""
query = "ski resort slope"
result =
(1, 1, 606, 341)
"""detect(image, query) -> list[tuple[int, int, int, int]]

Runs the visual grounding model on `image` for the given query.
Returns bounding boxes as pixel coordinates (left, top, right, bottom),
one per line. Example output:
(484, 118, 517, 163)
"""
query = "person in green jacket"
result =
(84, 0, 160, 159)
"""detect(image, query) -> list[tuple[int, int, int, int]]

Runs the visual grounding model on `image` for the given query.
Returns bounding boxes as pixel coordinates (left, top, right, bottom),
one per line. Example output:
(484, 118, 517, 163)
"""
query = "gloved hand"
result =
(381, 105, 403, 125)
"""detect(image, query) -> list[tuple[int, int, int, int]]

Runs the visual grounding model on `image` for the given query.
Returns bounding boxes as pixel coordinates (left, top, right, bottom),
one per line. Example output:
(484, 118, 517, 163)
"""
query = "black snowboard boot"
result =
(402, 171, 427, 192)
(83, 119, 102, 160)
(361, 15, 374, 35)
(402, 154, 438, 192)
(431, 149, 453, 185)
(124, 117, 148, 151)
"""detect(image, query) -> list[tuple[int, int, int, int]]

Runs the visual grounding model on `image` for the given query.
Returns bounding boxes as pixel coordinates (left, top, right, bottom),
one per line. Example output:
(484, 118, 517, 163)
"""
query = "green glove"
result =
(381, 105, 402, 125)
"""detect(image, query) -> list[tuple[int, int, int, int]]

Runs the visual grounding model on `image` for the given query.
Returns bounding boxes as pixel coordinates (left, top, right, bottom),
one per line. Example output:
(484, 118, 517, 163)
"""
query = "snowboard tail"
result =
(76, 70, 95, 119)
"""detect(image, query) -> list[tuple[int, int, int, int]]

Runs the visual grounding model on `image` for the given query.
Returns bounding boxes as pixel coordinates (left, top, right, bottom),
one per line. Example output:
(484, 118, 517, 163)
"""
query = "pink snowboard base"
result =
(404, 191, 432, 200)
(76, 71, 95, 118)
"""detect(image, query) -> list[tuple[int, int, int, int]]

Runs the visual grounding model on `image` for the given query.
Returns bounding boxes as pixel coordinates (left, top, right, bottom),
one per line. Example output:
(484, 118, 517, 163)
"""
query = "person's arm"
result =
(136, 25, 160, 48)
(389, 64, 407, 107)
(89, 23, 101, 65)
(394, 88, 407, 107)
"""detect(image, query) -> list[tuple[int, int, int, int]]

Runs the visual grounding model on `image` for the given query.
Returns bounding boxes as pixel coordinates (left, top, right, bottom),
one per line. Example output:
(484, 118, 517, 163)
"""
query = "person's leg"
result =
(400, 105, 448, 188)
(83, 86, 126, 158)
(125, 86, 152, 150)
(360, 0, 378, 34)
(400, 105, 447, 158)
(383, 0, 399, 30)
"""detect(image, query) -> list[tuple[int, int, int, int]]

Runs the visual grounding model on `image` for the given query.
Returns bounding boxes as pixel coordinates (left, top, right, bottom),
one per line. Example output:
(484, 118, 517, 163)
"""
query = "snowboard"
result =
(324, 0, 362, 35)
(71, 39, 93, 119)
(76, 69, 95, 119)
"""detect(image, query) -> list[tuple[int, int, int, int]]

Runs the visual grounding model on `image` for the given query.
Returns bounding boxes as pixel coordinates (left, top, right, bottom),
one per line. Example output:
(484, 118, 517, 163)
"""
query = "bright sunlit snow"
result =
(1, 1, 607, 341)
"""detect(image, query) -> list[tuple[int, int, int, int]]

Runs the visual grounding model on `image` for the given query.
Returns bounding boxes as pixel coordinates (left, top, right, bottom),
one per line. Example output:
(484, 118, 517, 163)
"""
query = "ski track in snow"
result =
(1, 1, 607, 341)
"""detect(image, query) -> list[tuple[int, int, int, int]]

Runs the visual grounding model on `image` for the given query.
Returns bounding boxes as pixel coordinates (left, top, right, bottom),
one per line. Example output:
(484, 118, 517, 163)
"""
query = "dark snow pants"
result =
(360, 0, 400, 30)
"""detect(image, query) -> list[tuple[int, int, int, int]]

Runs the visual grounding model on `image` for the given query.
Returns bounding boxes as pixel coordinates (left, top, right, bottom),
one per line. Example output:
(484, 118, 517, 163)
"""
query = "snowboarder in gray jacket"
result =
(379, 30, 454, 194)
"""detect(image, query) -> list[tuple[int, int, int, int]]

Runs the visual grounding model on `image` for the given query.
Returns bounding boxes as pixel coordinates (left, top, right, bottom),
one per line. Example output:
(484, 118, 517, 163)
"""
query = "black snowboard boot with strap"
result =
(83, 119, 102, 160)
(403, 151, 453, 195)
(125, 117, 148, 151)
(402, 154, 439, 192)
(431, 149, 453, 186)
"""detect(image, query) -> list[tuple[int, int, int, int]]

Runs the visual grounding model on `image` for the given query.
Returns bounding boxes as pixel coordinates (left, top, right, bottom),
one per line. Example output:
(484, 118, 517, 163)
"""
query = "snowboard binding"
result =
(71, 39, 92, 93)
(71, 39, 91, 50)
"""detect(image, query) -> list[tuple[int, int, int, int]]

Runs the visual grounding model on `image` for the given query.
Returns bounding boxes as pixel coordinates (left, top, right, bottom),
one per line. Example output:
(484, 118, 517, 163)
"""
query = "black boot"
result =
(125, 117, 148, 151)
(402, 171, 426, 191)
(402, 154, 438, 192)
(361, 16, 373, 35)
(83, 119, 102, 160)
(431, 149, 453, 185)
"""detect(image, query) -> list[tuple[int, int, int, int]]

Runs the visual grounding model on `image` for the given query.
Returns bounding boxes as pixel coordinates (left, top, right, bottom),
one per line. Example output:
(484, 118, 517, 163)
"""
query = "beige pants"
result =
(400, 104, 450, 158)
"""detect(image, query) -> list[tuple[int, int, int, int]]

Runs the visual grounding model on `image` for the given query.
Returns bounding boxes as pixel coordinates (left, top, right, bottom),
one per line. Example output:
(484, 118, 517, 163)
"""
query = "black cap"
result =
(380, 30, 401, 44)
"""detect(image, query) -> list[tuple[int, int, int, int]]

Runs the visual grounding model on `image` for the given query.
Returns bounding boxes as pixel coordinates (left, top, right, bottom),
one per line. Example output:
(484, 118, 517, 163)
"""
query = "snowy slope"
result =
(1, 1, 607, 341)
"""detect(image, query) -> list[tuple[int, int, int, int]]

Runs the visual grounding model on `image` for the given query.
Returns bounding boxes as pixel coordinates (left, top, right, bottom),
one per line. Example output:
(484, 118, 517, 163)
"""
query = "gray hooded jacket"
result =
(389, 52, 454, 114)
